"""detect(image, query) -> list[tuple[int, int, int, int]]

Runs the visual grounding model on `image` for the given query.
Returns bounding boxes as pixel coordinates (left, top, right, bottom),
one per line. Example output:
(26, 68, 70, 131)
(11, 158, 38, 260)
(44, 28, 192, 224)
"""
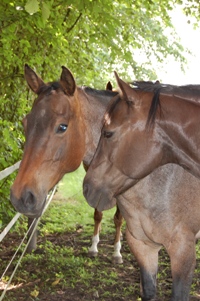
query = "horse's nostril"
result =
(23, 190, 36, 210)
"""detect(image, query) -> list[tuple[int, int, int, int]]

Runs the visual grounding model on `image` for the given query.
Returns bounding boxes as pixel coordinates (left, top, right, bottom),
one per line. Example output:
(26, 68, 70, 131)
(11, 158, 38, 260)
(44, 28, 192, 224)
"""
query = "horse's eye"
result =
(56, 124, 68, 134)
(103, 131, 113, 138)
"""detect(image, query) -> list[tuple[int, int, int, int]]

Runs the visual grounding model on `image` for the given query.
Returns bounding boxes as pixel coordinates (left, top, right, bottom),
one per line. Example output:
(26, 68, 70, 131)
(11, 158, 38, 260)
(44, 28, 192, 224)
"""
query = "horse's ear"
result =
(106, 81, 113, 91)
(114, 71, 139, 105)
(60, 66, 76, 96)
(24, 64, 45, 94)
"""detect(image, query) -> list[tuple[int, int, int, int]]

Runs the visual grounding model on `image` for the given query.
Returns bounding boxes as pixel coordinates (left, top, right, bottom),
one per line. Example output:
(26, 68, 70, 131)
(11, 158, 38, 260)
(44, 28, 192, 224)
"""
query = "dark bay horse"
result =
(83, 75, 200, 300)
(10, 65, 123, 263)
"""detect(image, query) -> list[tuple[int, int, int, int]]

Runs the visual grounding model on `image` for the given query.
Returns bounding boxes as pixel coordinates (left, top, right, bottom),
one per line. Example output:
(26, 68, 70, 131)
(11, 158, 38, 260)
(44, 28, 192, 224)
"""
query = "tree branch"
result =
(66, 12, 82, 33)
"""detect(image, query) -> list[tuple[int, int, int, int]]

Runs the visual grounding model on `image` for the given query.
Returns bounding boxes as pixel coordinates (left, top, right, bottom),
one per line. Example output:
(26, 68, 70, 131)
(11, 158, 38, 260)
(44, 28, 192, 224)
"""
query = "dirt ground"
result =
(1, 227, 200, 301)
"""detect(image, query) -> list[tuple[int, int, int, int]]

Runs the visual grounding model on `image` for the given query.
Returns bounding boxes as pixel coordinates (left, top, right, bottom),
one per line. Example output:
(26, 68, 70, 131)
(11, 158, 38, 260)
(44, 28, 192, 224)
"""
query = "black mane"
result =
(131, 80, 200, 94)
(83, 86, 118, 98)
(146, 88, 161, 129)
(132, 81, 200, 128)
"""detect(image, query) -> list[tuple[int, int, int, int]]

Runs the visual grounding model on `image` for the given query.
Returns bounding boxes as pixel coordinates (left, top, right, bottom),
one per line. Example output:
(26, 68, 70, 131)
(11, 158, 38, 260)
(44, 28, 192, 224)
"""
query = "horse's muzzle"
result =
(83, 180, 116, 211)
(10, 187, 44, 218)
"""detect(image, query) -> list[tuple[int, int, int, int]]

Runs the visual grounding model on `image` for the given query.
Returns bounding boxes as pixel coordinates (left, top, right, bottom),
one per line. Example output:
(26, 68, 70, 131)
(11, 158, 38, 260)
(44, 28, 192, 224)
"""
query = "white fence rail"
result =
(0, 161, 21, 181)
(0, 212, 21, 242)
(0, 161, 22, 242)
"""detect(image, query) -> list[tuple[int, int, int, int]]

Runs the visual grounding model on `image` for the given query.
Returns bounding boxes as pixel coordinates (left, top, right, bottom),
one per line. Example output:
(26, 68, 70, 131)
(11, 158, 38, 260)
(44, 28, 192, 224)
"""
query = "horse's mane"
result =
(131, 81, 200, 128)
(146, 88, 161, 128)
(83, 86, 118, 98)
(131, 80, 200, 95)
(130, 80, 162, 92)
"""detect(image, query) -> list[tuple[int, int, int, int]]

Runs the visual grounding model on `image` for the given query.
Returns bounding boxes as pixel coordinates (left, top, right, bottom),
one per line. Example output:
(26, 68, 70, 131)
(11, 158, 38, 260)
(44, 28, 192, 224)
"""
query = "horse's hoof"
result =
(88, 251, 98, 258)
(112, 256, 123, 264)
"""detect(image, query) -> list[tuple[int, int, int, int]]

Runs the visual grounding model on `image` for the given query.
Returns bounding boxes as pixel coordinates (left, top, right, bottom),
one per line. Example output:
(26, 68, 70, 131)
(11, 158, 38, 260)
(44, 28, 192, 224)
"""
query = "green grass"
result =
(58, 163, 86, 202)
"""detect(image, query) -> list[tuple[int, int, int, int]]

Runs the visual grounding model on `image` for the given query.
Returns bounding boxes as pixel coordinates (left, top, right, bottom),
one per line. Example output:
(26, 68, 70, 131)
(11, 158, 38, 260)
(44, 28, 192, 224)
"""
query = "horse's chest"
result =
(117, 196, 160, 243)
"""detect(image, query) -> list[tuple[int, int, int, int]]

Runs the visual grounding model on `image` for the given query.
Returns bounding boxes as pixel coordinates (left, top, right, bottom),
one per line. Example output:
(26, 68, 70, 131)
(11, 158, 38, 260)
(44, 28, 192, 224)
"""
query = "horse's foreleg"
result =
(88, 208, 103, 257)
(126, 227, 159, 301)
(167, 233, 196, 301)
(112, 205, 123, 264)
(26, 218, 38, 253)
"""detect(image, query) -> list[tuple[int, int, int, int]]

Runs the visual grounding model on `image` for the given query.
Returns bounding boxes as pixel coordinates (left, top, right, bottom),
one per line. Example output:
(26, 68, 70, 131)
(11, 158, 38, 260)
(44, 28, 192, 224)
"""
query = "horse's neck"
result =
(160, 97, 200, 179)
(78, 88, 113, 166)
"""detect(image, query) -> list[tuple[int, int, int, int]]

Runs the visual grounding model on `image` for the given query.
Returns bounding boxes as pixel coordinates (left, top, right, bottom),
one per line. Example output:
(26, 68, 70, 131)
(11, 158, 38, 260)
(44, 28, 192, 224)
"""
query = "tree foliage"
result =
(0, 0, 200, 224)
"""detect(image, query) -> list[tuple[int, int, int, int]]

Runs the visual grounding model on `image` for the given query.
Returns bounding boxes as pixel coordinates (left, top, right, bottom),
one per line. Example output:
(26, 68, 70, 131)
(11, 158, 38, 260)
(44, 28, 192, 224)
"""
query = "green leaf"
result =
(25, 0, 39, 15)
(42, 2, 51, 22)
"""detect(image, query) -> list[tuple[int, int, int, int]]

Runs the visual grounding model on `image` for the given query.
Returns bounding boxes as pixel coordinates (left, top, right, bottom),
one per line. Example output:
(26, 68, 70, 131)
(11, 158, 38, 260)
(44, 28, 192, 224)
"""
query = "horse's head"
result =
(83, 72, 165, 211)
(10, 65, 86, 217)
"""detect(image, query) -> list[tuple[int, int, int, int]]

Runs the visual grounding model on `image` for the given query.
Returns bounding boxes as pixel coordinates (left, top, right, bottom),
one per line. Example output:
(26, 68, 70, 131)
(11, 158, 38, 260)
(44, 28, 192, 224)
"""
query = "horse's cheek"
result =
(53, 147, 65, 162)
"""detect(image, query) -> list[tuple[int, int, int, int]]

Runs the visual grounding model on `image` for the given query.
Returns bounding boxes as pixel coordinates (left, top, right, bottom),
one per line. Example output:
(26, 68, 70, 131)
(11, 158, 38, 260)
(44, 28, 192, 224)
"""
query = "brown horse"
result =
(83, 75, 200, 300)
(10, 65, 123, 263)
(84, 73, 200, 210)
